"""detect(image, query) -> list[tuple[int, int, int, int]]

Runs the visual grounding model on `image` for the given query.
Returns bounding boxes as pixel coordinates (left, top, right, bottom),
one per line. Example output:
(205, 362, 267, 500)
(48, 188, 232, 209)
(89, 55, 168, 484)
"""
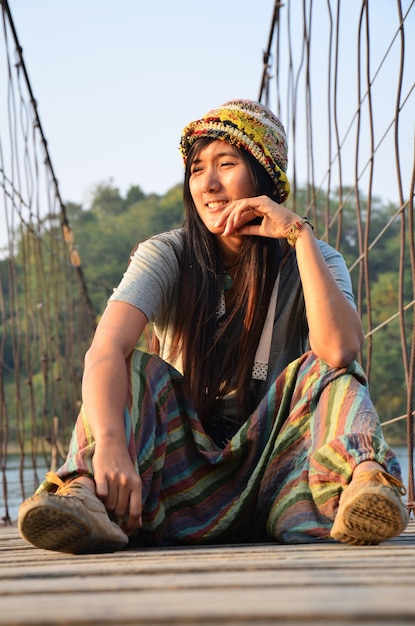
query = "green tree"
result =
(125, 185, 145, 206)
(70, 181, 184, 314)
(90, 181, 125, 218)
(2, 180, 411, 451)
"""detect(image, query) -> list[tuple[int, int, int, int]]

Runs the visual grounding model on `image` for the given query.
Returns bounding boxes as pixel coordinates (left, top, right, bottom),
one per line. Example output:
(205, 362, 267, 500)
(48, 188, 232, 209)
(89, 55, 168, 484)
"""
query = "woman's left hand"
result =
(215, 193, 365, 368)
(214, 195, 295, 239)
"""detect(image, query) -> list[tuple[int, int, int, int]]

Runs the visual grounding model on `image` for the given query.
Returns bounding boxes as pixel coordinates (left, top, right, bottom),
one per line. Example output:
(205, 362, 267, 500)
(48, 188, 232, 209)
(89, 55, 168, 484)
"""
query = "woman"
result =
(18, 99, 409, 553)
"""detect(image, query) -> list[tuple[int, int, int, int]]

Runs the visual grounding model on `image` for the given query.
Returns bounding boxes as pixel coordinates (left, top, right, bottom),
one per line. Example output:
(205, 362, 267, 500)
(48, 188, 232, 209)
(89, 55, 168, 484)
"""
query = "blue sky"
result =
(8, 0, 278, 204)
(4, 1, 415, 211)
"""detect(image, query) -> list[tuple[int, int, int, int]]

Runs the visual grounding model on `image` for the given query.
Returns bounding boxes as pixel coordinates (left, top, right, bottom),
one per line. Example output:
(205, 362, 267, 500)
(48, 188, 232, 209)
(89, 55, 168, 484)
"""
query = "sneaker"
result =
(18, 472, 129, 554)
(330, 469, 410, 545)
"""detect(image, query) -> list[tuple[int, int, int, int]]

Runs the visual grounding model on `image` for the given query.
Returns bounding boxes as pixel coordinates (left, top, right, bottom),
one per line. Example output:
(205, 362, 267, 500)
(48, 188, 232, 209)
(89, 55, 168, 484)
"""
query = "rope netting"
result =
(259, 0, 414, 504)
(0, 1, 95, 523)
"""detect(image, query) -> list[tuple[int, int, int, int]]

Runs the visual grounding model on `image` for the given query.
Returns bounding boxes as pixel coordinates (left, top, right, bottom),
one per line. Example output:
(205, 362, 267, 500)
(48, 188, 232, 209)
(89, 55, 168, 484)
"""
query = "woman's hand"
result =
(81, 301, 149, 536)
(215, 194, 364, 367)
(214, 194, 296, 239)
(92, 439, 143, 535)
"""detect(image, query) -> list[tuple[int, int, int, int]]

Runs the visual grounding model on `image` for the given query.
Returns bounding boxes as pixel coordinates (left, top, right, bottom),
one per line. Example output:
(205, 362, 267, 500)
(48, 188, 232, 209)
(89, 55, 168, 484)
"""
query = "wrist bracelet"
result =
(287, 216, 314, 247)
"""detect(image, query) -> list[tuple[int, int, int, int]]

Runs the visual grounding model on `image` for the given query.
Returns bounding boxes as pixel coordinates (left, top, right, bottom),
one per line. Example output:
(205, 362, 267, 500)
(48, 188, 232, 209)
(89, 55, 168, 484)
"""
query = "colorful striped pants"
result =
(43, 349, 401, 545)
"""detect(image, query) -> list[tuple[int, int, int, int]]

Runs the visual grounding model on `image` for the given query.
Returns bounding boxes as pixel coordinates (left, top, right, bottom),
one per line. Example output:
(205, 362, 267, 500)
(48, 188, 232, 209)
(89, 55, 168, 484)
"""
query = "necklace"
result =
(223, 261, 239, 291)
(223, 272, 233, 291)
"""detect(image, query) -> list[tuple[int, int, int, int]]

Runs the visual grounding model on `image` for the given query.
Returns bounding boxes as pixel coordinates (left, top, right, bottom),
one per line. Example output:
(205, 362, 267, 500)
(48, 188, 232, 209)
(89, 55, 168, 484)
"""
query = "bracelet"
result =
(287, 216, 314, 247)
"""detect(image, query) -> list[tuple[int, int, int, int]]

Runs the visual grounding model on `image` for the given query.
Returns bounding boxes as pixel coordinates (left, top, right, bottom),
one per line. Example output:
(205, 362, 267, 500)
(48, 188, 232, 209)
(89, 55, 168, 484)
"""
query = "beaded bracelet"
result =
(286, 217, 314, 247)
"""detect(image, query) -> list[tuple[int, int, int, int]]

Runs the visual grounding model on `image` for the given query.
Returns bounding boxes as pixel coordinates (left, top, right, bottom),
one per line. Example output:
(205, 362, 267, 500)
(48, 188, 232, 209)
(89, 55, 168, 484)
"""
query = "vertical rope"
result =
(406, 147, 415, 506)
(362, 0, 375, 379)
(392, 0, 415, 507)
(324, 0, 334, 244)
(332, 0, 343, 250)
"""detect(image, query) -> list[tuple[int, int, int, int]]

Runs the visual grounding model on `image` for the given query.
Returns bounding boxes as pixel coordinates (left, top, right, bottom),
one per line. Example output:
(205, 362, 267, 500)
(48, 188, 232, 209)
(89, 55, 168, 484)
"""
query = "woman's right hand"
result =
(92, 439, 143, 535)
(81, 302, 149, 536)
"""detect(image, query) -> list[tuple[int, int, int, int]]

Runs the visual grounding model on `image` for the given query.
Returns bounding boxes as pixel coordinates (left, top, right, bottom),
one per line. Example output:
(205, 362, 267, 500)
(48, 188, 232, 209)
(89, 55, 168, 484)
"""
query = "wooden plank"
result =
(2, 546, 415, 573)
(1, 586, 415, 625)
(0, 523, 414, 625)
(2, 568, 415, 595)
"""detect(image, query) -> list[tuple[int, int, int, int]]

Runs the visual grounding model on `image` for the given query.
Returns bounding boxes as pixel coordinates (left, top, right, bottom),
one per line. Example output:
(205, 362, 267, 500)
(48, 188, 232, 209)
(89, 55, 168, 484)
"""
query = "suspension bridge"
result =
(0, 1, 415, 624)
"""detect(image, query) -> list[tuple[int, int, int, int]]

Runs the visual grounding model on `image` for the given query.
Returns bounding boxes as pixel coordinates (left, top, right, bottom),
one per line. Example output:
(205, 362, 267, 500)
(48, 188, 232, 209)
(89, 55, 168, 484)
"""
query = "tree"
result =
(1, 180, 410, 449)
(125, 185, 145, 206)
(90, 180, 124, 218)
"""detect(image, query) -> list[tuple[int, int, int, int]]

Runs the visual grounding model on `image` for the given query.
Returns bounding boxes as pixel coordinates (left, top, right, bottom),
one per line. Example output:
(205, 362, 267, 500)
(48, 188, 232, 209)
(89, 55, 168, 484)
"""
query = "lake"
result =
(1, 454, 49, 523)
(1, 446, 413, 523)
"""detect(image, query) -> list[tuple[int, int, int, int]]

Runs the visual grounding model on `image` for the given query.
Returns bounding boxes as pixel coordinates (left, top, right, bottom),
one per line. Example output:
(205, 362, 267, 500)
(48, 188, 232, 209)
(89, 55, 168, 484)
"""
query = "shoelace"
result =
(45, 471, 66, 489)
(355, 469, 407, 496)
(45, 471, 85, 496)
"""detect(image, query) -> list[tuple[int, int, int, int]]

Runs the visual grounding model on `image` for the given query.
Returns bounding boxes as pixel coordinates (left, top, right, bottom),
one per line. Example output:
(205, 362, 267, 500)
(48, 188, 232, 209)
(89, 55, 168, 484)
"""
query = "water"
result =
(1, 454, 49, 523)
(1, 447, 413, 523)
(393, 445, 411, 488)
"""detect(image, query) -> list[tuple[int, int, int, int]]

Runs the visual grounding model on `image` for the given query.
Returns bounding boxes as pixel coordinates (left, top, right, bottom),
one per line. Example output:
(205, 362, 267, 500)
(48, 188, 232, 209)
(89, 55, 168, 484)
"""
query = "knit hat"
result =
(179, 99, 290, 203)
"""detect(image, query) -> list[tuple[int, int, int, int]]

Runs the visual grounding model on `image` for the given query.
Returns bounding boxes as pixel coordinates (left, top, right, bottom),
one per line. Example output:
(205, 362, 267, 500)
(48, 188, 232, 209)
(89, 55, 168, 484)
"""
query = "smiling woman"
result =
(18, 99, 409, 555)
(188, 141, 257, 241)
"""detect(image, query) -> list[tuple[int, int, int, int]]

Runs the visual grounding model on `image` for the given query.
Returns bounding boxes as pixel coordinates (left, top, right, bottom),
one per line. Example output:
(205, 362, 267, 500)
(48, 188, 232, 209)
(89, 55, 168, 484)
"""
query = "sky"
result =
(6, 0, 279, 205)
(2, 0, 414, 214)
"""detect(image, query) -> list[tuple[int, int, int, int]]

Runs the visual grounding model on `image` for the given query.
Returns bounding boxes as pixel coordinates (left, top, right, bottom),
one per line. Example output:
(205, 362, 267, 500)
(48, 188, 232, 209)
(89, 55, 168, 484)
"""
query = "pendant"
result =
(223, 272, 233, 291)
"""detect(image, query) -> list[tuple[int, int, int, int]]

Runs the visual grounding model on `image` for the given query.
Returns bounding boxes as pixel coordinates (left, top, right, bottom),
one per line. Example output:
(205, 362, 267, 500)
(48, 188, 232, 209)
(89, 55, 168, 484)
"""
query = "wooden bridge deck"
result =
(1, 522, 415, 625)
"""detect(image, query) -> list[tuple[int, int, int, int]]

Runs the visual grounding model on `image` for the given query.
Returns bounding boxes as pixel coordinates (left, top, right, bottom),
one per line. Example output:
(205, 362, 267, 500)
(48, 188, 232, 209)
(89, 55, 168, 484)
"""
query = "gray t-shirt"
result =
(109, 227, 356, 394)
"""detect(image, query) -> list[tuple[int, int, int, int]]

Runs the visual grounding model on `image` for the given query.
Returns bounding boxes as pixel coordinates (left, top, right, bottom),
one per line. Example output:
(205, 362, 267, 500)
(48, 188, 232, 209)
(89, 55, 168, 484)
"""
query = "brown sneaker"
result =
(331, 469, 410, 546)
(18, 472, 129, 554)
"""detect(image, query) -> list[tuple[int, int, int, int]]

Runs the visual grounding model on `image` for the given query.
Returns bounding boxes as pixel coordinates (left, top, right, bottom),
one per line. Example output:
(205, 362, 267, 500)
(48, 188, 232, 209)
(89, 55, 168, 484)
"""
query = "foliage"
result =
(1, 180, 413, 450)
(68, 181, 184, 313)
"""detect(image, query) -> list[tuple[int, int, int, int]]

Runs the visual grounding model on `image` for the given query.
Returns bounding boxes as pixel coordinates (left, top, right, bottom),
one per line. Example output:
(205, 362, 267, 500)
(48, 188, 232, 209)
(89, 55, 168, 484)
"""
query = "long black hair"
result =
(169, 138, 283, 427)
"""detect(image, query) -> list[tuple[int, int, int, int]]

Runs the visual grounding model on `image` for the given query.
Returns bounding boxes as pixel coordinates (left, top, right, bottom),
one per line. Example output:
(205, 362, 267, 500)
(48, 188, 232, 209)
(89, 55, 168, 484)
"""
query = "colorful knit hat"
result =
(179, 99, 290, 202)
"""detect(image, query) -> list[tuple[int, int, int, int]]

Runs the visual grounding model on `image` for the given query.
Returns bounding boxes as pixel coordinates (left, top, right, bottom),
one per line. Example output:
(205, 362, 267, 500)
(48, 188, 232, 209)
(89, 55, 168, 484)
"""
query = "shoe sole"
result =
(19, 500, 128, 554)
(331, 491, 407, 546)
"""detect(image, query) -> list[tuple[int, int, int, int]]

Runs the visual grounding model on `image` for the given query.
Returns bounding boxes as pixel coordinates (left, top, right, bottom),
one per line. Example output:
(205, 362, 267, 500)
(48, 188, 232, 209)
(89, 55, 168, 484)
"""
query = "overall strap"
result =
(252, 273, 280, 381)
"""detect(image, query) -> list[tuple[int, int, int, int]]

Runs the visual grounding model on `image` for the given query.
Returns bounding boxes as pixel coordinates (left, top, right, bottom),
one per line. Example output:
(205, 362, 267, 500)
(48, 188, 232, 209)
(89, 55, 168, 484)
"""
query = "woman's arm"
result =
(82, 300, 148, 534)
(292, 224, 364, 366)
(217, 195, 364, 367)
